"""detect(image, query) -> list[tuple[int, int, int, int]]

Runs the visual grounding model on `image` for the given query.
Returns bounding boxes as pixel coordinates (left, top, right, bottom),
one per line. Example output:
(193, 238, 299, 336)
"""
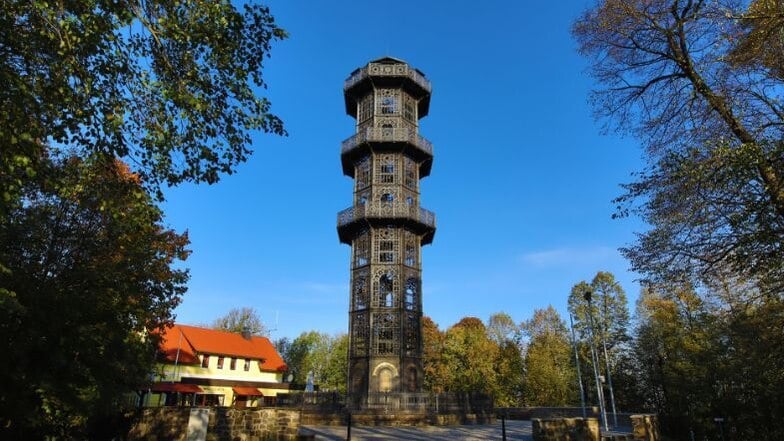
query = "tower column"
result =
(337, 57, 436, 407)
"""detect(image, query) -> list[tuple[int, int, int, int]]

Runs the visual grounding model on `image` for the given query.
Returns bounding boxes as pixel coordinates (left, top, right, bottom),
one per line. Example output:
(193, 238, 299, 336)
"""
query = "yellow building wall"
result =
(155, 354, 288, 406)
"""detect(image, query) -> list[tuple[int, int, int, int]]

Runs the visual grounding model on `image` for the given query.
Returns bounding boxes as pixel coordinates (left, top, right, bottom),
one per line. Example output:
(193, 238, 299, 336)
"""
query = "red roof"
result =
(158, 324, 287, 372)
(232, 386, 263, 396)
(158, 326, 200, 364)
(149, 382, 203, 393)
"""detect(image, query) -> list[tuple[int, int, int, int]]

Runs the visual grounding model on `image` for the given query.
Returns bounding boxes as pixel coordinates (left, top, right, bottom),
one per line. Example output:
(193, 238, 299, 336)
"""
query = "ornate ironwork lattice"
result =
(404, 230, 419, 267)
(377, 89, 398, 115)
(375, 228, 398, 264)
(341, 58, 435, 399)
(358, 94, 374, 123)
(353, 232, 370, 268)
(375, 154, 398, 184)
(404, 156, 418, 189)
(355, 156, 371, 190)
(372, 268, 398, 308)
(404, 277, 418, 311)
(374, 312, 400, 355)
(352, 312, 368, 356)
(403, 93, 417, 123)
(404, 312, 419, 356)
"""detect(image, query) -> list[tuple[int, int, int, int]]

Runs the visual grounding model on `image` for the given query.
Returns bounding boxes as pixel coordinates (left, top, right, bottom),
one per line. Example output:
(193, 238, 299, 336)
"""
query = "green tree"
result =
(0, 157, 189, 438)
(522, 306, 577, 406)
(574, 0, 784, 291)
(493, 339, 526, 407)
(320, 333, 348, 394)
(281, 331, 347, 392)
(630, 282, 784, 440)
(486, 313, 524, 406)
(442, 317, 499, 395)
(568, 272, 630, 350)
(211, 307, 268, 336)
(487, 312, 520, 346)
(568, 272, 630, 411)
(1, 0, 287, 207)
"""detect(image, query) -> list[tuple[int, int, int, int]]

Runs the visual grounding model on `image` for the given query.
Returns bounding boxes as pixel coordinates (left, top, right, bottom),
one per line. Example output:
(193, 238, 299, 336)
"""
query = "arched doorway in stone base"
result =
(372, 362, 399, 392)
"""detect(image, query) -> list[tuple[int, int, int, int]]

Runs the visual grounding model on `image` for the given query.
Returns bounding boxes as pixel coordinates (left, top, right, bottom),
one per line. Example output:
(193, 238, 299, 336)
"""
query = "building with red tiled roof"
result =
(142, 324, 289, 408)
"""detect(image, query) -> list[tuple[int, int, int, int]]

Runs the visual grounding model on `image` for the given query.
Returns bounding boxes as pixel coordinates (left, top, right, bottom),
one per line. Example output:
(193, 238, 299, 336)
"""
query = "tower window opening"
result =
(381, 193, 394, 203)
(379, 240, 395, 263)
(381, 97, 396, 114)
(378, 274, 395, 307)
(354, 276, 368, 309)
(405, 278, 418, 309)
(404, 100, 415, 122)
(375, 313, 398, 355)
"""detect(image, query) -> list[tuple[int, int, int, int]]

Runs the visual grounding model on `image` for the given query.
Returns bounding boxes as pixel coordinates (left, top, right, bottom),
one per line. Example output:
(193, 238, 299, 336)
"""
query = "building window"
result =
(244, 358, 251, 371)
(201, 355, 210, 368)
(217, 356, 224, 369)
(230, 358, 237, 370)
(195, 394, 225, 407)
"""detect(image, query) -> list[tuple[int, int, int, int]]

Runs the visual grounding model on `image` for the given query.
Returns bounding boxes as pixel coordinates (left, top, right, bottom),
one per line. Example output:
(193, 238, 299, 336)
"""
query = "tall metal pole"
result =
(584, 291, 609, 432)
(600, 291, 619, 427)
(569, 312, 587, 418)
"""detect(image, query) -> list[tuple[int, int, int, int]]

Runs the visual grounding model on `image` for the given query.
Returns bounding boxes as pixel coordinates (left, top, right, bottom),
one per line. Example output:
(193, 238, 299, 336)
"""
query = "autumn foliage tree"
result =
(522, 306, 577, 406)
(575, 1, 784, 437)
(574, 0, 784, 291)
(0, 157, 189, 438)
(1, 1, 286, 436)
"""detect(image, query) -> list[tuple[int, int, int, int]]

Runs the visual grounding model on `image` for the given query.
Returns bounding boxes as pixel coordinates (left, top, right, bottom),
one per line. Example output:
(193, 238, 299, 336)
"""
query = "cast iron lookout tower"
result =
(337, 57, 436, 405)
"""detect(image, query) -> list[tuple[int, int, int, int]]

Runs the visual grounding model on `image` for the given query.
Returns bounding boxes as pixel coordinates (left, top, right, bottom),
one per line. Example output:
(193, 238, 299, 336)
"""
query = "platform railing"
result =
(341, 127, 433, 156)
(344, 62, 432, 92)
(337, 204, 436, 229)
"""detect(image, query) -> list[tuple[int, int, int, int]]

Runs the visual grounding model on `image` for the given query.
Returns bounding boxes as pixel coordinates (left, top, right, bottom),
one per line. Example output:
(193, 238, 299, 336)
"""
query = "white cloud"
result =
(518, 246, 619, 268)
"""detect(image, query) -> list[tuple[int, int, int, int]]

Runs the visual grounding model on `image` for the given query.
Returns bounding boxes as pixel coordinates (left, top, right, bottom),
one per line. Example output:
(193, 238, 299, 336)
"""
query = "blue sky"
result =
(163, 0, 648, 339)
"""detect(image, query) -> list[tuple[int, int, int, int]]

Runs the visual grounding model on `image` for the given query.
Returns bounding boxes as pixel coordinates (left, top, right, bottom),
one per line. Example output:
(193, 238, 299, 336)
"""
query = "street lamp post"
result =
(584, 291, 609, 432)
(600, 289, 619, 427)
(569, 312, 587, 418)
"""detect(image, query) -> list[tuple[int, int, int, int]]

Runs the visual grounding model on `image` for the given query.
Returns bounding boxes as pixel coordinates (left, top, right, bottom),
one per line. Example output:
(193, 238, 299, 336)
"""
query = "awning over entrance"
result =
(148, 383, 204, 393)
(232, 386, 263, 396)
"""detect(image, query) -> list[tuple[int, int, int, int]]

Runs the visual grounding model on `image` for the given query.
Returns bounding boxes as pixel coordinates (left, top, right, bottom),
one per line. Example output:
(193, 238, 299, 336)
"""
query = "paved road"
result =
(301, 420, 534, 440)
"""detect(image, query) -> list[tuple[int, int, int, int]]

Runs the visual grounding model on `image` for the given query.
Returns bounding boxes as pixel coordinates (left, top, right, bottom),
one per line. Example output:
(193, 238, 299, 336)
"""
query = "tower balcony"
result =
(337, 203, 436, 245)
(341, 127, 433, 177)
(344, 62, 432, 94)
(344, 58, 431, 118)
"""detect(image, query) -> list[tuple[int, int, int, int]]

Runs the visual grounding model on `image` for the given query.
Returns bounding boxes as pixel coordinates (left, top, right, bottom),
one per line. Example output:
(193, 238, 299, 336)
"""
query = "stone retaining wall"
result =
(630, 414, 660, 441)
(532, 417, 600, 441)
(128, 407, 301, 441)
